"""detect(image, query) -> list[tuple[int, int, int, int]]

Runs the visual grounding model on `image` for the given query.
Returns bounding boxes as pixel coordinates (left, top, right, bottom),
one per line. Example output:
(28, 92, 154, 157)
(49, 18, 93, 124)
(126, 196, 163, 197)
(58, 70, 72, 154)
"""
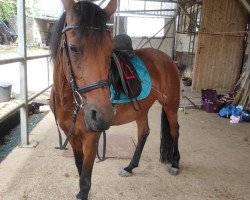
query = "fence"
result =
(0, 0, 52, 146)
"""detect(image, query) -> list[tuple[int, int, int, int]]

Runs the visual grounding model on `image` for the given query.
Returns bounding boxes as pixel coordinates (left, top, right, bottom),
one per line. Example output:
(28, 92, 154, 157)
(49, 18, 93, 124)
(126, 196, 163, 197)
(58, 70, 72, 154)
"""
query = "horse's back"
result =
(111, 48, 180, 125)
(135, 48, 180, 108)
(135, 48, 179, 78)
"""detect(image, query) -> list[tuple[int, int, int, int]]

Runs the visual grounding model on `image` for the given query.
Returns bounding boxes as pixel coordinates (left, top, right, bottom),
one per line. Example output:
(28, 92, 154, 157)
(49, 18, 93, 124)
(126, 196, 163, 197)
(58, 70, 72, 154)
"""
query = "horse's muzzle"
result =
(84, 105, 114, 132)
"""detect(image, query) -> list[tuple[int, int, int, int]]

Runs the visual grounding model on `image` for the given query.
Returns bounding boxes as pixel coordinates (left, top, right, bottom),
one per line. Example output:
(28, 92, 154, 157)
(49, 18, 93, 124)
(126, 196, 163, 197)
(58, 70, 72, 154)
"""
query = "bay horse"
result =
(49, 0, 180, 199)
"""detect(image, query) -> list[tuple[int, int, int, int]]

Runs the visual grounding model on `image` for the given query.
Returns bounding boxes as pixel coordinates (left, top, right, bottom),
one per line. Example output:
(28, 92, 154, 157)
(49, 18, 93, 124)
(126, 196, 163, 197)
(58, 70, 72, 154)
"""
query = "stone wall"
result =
(10, 16, 54, 46)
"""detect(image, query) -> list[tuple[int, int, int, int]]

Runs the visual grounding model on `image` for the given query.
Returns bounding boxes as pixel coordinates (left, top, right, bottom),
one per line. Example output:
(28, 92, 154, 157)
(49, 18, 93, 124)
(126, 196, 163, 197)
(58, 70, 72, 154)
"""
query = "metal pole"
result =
(17, 0, 29, 146)
(239, 0, 250, 14)
(140, 18, 175, 49)
(98, 0, 106, 7)
(172, 4, 178, 59)
(116, 0, 120, 35)
(116, 9, 176, 13)
(177, 3, 199, 29)
(113, 8, 117, 36)
(0, 57, 24, 65)
(157, 19, 174, 50)
(28, 84, 52, 102)
(0, 102, 25, 124)
(47, 57, 50, 86)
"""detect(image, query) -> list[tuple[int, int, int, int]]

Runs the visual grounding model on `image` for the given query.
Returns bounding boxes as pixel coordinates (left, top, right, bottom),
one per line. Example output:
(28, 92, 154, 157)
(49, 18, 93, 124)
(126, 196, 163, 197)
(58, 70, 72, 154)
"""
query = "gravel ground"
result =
(0, 111, 49, 163)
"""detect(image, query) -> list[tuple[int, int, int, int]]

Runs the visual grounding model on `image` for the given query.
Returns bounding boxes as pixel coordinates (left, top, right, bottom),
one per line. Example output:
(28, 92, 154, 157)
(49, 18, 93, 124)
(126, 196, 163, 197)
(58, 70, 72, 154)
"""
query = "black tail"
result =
(160, 108, 173, 163)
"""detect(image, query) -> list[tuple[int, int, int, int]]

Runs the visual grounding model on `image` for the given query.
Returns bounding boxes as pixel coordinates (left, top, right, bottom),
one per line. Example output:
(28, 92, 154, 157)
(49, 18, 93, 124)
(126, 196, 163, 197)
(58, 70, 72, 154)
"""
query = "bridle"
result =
(60, 23, 111, 109)
(54, 23, 111, 150)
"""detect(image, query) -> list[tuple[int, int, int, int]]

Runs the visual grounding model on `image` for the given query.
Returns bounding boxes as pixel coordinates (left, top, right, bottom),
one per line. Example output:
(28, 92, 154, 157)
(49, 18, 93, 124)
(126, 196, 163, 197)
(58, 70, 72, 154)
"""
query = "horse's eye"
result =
(69, 45, 79, 55)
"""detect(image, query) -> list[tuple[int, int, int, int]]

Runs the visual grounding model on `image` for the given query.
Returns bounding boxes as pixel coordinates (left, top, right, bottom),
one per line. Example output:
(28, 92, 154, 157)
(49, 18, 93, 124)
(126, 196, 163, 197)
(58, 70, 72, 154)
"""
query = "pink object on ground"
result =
(230, 115, 240, 124)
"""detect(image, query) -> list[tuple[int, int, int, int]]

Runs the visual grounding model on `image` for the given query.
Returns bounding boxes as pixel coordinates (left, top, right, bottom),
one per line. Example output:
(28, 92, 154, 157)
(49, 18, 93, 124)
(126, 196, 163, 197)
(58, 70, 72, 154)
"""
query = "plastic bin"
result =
(0, 82, 12, 103)
(201, 89, 223, 113)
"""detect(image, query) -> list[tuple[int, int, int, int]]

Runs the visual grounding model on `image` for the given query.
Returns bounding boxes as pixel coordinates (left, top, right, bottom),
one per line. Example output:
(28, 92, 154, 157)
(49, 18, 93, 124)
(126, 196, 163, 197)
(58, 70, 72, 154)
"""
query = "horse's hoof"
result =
(119, 169, 132, 177)
(169, 167, 179, 175)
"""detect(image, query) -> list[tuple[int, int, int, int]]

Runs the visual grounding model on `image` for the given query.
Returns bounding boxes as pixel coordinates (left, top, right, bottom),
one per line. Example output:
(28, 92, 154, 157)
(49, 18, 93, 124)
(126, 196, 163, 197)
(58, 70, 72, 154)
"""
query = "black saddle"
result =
(113, 34, 134, 55)
(110, 35, 142, 107)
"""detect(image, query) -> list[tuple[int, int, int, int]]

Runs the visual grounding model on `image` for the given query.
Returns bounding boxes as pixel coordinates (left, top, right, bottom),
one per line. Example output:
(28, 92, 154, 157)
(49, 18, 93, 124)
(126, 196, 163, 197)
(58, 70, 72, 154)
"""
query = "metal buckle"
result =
(73, 90, 85, 108)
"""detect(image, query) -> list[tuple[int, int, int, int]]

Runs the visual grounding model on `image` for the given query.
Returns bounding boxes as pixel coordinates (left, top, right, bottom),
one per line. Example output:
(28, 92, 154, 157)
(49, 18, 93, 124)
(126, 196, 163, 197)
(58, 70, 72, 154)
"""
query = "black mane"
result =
(50, 1, 109, 60)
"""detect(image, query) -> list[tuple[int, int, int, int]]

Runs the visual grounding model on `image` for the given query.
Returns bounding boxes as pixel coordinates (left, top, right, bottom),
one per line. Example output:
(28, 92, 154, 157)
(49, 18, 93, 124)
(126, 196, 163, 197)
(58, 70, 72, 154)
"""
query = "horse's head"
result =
(56, 0, 117, 132)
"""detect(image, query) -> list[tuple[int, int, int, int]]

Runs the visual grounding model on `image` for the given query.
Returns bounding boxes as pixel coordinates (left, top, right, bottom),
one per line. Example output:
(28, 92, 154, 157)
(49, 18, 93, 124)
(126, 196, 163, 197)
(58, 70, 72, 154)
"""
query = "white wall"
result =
(132, 37, 174, 57)
(117, 17, 175, 57)
(175, 33, 198, 52)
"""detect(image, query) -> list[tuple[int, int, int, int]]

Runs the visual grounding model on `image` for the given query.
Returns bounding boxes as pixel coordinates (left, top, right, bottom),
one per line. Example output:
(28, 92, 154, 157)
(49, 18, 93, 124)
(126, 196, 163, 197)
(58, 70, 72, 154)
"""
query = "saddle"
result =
(110, 34, 142, 103)
(113, 34, 134, 55)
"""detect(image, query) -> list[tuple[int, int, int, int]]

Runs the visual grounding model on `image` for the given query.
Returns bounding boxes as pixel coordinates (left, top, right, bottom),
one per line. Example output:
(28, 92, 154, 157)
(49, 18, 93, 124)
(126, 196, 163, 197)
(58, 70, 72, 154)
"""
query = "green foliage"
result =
(0, 0, 17, 21)
(0, 0, 41, 21)
(26, 0, 40, 17)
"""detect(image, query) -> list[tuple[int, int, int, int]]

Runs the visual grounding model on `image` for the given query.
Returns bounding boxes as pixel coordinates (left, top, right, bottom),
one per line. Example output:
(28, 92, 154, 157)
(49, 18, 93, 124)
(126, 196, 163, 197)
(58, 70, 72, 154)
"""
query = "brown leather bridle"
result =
(60, 23, 111, 109)
(54, 23, 111, 150)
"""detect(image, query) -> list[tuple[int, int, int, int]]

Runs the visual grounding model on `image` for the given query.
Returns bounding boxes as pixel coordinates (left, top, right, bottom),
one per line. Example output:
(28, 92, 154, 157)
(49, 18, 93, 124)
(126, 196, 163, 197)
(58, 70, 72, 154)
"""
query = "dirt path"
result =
(0, 103, 249, 200)
(90, 104, 250, 200)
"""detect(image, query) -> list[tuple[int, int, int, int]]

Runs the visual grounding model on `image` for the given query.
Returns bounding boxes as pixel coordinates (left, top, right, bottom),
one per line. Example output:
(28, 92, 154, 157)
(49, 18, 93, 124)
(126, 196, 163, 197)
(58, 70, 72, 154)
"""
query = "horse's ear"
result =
(61, 0, 76, 12)
(104, 0, 117, 18)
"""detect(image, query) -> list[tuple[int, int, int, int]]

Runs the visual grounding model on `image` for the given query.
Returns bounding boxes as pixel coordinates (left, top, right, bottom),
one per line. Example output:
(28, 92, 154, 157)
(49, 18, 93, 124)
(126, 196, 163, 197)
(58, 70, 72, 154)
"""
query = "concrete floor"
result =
(0, 103, 249, 200)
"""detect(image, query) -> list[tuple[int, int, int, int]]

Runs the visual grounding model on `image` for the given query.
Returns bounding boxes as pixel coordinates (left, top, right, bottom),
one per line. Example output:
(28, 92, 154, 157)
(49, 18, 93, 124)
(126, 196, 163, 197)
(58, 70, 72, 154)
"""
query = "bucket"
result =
(0, 82, 12, 103)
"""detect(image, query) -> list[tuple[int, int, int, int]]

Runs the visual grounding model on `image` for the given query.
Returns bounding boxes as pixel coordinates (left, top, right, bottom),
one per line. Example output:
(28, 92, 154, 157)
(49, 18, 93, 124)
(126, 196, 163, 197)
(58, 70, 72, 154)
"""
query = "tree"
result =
(0, 0, 42, 21)
(0, 0, 17, 21)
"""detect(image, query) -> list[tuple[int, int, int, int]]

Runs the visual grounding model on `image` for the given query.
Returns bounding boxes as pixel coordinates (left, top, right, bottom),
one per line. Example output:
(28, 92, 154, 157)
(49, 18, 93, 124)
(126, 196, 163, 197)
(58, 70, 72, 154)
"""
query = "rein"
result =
(54, 23, 110, 150)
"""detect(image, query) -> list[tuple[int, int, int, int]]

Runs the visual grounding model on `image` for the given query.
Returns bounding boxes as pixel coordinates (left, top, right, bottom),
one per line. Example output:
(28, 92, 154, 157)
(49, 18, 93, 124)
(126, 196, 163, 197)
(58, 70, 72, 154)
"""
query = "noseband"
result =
(60, 23, 111, 108)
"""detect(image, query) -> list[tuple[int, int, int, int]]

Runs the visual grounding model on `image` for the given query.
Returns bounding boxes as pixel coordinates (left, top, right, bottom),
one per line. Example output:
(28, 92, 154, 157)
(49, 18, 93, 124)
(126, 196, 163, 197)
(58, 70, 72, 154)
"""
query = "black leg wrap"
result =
(166, 138, 174, 163)
(160, 109, 174, 163)
(172, 126, 180, 169)
(77, 175, 92, 200)
(74, 151, 83, 176)
(124, 166, 133, 173)
(169, 142, 180, 175)
(124, 133, 149, 173)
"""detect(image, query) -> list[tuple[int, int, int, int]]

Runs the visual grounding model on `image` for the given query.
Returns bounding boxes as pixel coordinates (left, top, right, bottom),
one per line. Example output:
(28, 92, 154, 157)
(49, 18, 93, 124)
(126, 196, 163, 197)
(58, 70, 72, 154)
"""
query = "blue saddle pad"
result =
(110, 55, 152, 104)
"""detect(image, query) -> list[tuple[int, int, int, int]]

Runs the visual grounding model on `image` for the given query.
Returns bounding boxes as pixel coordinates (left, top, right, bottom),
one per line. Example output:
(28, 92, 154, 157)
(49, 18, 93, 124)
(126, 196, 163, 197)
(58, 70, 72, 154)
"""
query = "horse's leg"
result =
(160, 110, 173, 163)
(161, 108, 180, 175)
(70, 137, 84, 176)
(119, 115, 150, 177)
(76, 134, 97, 200)
(73, 149, 83, 176)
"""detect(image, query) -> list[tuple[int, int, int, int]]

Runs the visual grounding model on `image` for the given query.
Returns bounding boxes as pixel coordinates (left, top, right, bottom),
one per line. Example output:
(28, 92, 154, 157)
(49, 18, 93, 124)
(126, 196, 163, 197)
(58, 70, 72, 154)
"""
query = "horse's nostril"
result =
(91, 109, 98, 122)
(86, 106, 113, 131)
